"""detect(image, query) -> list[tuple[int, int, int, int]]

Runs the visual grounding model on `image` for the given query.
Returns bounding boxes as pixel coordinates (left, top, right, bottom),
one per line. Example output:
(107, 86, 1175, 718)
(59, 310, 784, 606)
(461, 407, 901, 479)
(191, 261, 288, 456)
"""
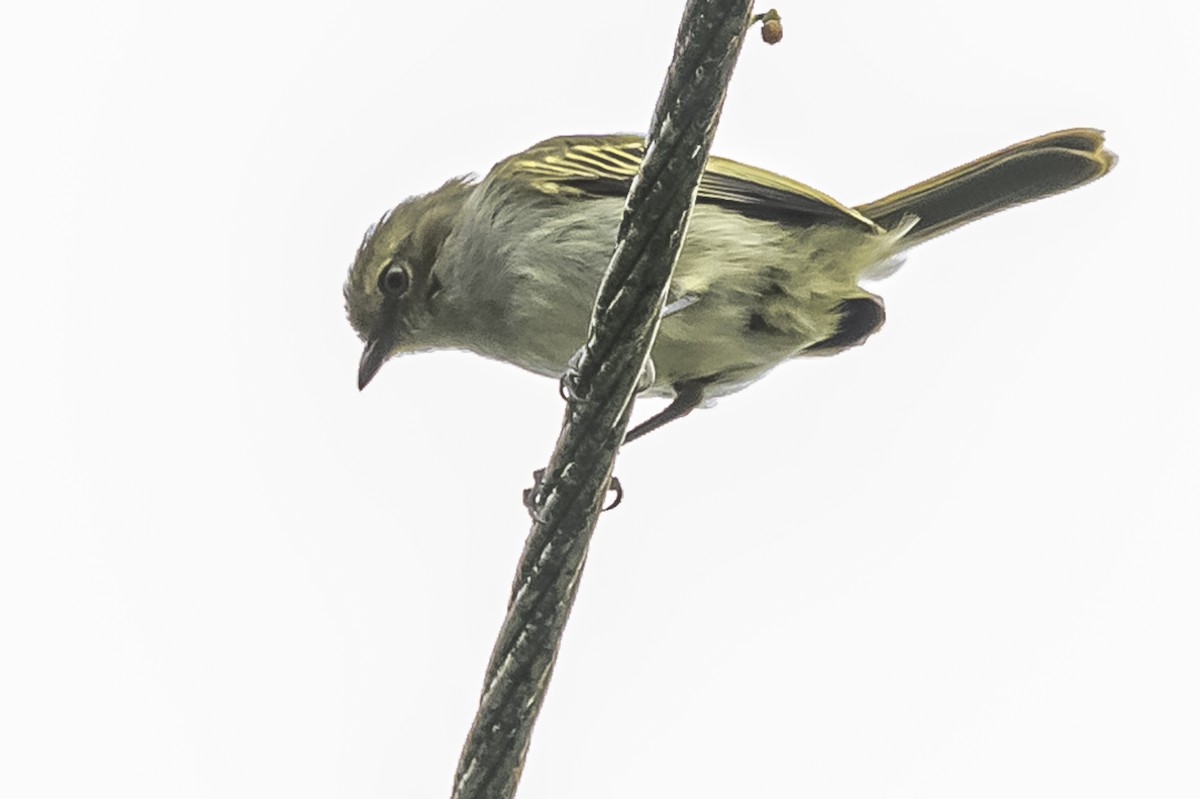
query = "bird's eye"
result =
(379, 261, 411, 297)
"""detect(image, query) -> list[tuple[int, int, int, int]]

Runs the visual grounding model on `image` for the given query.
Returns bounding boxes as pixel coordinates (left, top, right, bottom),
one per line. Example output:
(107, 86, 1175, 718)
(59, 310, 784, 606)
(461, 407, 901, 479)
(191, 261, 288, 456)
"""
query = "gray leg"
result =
(624, 380, 707, 443)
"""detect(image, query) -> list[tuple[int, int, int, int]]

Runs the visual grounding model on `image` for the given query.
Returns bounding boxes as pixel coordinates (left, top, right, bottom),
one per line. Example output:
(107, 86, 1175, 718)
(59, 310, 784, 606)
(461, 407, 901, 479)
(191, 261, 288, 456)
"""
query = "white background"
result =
(2, 1, 1196, 797)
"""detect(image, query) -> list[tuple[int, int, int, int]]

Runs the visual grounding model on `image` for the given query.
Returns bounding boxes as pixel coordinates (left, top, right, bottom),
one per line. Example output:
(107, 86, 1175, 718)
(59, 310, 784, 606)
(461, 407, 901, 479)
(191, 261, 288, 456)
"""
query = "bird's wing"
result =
(502, 135, 881, 231)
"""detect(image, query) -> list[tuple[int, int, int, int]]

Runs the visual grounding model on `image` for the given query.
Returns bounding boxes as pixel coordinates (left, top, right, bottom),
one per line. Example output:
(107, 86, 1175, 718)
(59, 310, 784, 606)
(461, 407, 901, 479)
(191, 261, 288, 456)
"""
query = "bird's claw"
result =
(559, 347, 590, 403)
(523, 468, 624, 518)
(523, 468, 548, 521)
(603, 476, 624, 511)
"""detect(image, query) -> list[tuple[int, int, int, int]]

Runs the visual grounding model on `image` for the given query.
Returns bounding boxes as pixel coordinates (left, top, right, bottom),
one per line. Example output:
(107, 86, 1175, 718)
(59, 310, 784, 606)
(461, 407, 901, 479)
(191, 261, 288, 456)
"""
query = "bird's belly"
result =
(483, 202, 898, 394)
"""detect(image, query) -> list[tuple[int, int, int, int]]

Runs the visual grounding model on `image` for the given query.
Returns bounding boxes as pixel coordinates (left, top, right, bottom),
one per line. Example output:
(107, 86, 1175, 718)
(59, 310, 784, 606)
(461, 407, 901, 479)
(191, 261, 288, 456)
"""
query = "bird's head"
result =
(343, 178, 473, 389)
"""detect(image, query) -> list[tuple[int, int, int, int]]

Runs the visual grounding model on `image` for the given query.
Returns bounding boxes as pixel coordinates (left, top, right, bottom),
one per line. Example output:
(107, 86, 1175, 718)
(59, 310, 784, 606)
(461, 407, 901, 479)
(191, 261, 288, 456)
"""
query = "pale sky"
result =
(3, 2, 1196, 797)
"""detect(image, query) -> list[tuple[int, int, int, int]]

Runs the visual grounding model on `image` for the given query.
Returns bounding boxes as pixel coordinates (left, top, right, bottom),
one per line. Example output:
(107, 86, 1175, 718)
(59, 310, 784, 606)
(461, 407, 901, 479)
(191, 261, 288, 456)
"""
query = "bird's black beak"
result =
(358, 336, 389, 390)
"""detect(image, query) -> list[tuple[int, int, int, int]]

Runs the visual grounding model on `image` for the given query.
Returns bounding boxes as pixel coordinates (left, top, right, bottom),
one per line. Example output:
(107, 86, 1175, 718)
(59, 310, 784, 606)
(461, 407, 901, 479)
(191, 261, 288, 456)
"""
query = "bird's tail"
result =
(855, 128, 1116, 250)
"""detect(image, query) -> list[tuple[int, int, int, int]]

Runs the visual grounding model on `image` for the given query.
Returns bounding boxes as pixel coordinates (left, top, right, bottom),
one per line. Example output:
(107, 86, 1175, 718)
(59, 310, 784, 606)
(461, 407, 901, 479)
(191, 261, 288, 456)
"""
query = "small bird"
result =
(345, 129, 1115, 441)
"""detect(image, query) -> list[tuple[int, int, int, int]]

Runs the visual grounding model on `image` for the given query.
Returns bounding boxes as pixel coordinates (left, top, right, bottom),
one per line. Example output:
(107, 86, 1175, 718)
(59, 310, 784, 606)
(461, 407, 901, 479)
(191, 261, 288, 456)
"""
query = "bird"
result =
(344, 129, 1115, 441)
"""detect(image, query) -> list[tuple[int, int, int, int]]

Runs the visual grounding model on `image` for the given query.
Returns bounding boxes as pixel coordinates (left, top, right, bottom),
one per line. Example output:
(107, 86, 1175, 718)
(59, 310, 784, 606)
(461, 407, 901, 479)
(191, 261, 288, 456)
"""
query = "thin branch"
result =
(450, 3, 758, 798)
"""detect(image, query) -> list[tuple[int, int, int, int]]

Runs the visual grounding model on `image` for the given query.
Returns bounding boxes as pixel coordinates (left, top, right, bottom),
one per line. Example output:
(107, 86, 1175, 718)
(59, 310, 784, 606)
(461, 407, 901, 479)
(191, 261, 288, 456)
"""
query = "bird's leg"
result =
(624, 380, 707, 443)
(662, 293, 699, 317)
(543, 294, 702, 507)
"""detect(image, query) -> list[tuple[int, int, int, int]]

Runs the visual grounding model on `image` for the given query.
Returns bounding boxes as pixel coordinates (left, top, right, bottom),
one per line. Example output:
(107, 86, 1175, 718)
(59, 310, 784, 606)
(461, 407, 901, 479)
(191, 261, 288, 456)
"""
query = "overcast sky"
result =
(3, 1, 1196, 797)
